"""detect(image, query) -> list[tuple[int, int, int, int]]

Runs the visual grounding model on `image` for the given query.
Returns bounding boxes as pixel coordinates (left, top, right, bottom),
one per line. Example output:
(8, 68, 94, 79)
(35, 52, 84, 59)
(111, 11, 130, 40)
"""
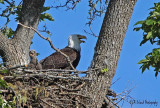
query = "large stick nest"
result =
(1, 67, 95, 108)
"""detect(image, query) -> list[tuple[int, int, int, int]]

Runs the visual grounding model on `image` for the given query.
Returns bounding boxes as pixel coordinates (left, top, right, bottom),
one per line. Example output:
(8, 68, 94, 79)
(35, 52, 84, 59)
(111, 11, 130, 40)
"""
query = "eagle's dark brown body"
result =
(41, 47, 80, 69)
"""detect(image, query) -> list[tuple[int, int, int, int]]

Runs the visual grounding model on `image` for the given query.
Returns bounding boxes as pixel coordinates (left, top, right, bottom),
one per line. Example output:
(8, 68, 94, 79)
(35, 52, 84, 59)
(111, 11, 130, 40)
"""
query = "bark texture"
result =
(0, 0, 45, 67)
(81, 0, 137, 107)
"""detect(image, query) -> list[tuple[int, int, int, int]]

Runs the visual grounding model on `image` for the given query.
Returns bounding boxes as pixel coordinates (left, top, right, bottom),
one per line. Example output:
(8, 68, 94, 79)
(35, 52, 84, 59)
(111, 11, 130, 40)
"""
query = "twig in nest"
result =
(3, 73, 93, 82)
(40, 99, 57, 107)
(18, 22, 76, 71)
(75, 82, 86, 89)
(24, 68, 90, 74)
(0, 89, 14, 94)
(54, 82, 80, 92)
(7, 65, 26, 70)
(59, 92, 91, 99)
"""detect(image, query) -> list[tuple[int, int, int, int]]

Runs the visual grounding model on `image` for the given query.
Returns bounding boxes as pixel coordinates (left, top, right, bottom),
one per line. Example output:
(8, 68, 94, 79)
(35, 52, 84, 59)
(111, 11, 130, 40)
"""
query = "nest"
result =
(0, 67, 94, 108)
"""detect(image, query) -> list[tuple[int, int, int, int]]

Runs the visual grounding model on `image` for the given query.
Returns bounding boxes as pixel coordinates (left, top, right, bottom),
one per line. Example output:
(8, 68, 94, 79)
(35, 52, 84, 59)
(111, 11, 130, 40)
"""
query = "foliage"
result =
(88, 0, 108, 25)
(40, 7, 54, 21)
(0, 1, 54, 38)
(1, 27, 14, 39)
(138, 48, 160, 77)
(134, 2, 160, 46)
(0, 78, 8, 89)
(100, 67, 108, 73)
(0, 74, 28, 108)
(0, 95, 15, 108)
(0, 77, 15, 108)
(134, 2, 160, 77)
(0, 0, 4, 4)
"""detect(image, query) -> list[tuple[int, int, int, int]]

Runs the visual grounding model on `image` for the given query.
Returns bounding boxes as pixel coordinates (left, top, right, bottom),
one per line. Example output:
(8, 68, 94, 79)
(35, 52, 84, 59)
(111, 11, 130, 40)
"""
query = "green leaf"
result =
(46, 31, 51, 35)
(146, 32, 152, 39)
(140, 39, 148, 46)
(36, 53, 40, 56)
(0, 69, 9, 74)
(153, 11, 160, 16)
(133, 27, 141, 31)
(138, 59, 149, 64)
(15, 5, 22, 21)
(101, 68, 108, 73)
(134, 20, 144, 26)
(0, 0, 4, 4)
(1, 28, 15, 38)
(142, 66, 146, 73)
(40, 13, 54, 21)
(155, 71, 158, 77)
(145, 19, 155, 25)
(0, 78, 8, 89)
(41, 7, 50, 13)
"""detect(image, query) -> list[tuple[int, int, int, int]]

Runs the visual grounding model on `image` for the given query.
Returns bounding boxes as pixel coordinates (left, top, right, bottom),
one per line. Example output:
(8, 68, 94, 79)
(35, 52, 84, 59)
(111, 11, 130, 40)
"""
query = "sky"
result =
(0, 0, 160, 108)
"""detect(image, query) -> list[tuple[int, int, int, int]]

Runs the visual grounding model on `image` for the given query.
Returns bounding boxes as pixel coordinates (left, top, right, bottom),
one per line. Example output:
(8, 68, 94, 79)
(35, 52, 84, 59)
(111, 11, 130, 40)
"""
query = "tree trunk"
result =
(0, 0, 45, 67)
(81, 0, 137, 107)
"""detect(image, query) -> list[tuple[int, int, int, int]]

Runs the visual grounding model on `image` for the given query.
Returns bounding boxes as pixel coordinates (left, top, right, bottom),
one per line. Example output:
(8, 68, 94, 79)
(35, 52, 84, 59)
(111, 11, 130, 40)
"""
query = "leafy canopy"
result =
(134, 2, 160, 77)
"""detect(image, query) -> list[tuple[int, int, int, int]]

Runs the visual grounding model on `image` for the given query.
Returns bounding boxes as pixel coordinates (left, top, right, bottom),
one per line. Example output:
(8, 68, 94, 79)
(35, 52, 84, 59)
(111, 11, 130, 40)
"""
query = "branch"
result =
(7, 64, 26, 70)
(59, 92, 91, 99)
(18, 22, 76, 70)
(54, 82, 80, 92)
(3, 73, 93, 82)
(0, 89, 14, 94)
(40, 99, 57, 107)
(105, 97, 120, 108)
(4, 0, 13, 5)
(116, 86, 135, 104)
(84, 24, 99, 37)
(52, 0, 81, 10)
(24, 68, 89, 73)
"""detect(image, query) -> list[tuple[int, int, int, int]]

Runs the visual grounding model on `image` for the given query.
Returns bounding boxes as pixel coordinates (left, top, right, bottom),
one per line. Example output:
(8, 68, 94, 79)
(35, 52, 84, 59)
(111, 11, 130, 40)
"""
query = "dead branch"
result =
(3, 73, 93, 82)
(116, 86, 135, 104)
(40, 99, 57, 107)
(105, 97, 120, 108)
(54, 82, 80, 92)
(0, 89, 14, 94)
(52, 0, 81, 10)
(24, 68, 90, 73)
(75, 82, 86, 89)
(84, 24, 99, 37)
(7, 65, 26, 70)
(18, 22, 76, 71)
(59, 92, 91, 99)
(111, 77, 120, 85)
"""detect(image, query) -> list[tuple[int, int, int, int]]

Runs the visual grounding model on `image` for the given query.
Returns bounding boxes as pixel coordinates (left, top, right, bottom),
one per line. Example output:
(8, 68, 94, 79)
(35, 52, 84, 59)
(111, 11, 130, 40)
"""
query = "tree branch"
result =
(104, 96, 120, 108)
(3, 72, 93, 82)
(52, 0, 81, 10)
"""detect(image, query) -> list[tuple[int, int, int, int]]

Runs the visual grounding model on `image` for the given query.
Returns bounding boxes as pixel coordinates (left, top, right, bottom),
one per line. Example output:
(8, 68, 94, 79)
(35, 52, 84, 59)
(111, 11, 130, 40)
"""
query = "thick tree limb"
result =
(80, 0, 138, 107)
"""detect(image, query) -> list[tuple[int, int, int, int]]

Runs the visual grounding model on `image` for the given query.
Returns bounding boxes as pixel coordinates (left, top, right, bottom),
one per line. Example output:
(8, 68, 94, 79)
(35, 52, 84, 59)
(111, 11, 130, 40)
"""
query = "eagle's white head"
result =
(68, 34, 87, 51)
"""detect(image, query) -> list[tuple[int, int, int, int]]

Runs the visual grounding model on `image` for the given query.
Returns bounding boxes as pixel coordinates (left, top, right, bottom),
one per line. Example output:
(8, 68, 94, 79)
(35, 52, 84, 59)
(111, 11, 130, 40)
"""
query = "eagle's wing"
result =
(41, 47, 80, 69)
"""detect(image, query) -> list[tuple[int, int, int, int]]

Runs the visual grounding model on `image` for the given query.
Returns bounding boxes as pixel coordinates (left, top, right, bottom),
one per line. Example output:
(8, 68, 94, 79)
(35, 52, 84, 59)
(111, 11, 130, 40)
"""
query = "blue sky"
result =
(0, 0, 160, 108)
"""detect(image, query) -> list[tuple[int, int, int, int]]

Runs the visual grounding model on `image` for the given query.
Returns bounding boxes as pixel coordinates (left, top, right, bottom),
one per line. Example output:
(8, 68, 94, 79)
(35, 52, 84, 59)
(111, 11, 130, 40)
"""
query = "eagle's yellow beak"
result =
(78, 35, 87, 43)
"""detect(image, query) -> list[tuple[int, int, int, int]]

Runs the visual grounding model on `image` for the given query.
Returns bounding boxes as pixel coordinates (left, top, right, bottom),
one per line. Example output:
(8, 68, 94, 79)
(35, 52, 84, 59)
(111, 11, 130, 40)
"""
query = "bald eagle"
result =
(41, 34, 87, 69)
